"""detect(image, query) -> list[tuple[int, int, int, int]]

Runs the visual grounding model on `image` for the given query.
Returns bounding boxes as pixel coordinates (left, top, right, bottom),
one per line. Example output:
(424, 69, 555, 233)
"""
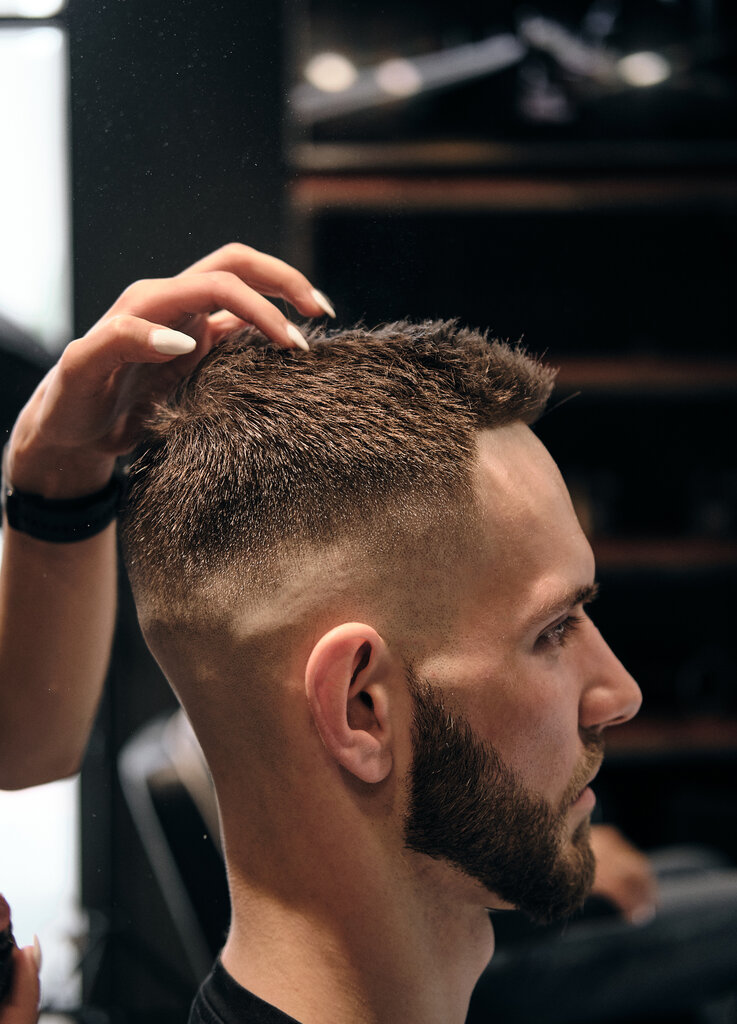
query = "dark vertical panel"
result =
(66, 0, 286, 331)
(66, 2, 285, 1017)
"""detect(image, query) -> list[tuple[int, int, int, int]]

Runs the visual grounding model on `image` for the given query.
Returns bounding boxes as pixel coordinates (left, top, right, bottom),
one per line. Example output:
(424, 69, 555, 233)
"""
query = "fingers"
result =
(115, 272, 311, 351)
(206, 310, 245, 338)
(1, 945, 40, 1024)
(591, 853, 658, 923)
(64, 316, 198, 386)
(93, 243, 335, 355)
(179, 242, 335, 320)
(589, 825, 659, 924)
(177, 271, 311, 348)
(623, 866, 659, 925)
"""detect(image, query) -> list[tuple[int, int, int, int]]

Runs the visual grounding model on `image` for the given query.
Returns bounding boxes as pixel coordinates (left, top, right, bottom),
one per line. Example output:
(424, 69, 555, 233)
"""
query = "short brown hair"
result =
(120, 320, 555, 621)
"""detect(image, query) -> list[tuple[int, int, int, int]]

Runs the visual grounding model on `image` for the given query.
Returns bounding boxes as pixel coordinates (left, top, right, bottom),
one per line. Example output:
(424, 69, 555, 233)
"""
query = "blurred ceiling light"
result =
(519, 15, 616, 80)
(304, 52, 357, 93)
(294, 34, 526, 123)
(375, 58, 423, 98)
(617, 51, 671, 87)
(0, 0, 65, 14)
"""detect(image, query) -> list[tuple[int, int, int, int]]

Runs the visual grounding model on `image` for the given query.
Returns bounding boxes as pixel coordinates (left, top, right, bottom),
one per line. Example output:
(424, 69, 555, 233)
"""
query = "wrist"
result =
(5, 433, 116, 500)
(2, 442, 123, 543)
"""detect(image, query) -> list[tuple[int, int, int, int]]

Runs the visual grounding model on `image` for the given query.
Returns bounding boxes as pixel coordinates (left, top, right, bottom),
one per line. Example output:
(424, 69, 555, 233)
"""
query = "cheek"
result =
(417, 650, 581, 802)
(469, 668, 579, 802)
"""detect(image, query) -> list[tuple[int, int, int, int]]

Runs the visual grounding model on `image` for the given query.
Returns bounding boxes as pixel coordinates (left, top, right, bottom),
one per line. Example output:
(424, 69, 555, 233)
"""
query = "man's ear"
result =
(305, 623, 395, 784)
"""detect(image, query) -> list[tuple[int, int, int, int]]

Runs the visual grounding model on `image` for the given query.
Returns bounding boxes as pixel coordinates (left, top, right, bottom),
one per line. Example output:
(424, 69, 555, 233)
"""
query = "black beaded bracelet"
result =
(1, 444, 123, 543)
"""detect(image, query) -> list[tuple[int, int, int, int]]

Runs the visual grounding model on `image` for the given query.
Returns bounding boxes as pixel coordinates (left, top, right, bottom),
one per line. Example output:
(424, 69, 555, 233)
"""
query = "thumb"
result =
(1, 943, 40, 1024)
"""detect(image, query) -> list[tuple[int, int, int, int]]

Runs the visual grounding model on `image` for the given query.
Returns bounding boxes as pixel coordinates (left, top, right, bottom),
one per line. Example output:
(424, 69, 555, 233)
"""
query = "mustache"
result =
(558, 729, 605, 812)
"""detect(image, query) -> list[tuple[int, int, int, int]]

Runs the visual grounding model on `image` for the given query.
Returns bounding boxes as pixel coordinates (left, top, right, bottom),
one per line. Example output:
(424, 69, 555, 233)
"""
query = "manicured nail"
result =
(151, 328, 197, 355)
(311, 288, 336, 318)
(286, 324, 310, 351)
(32, 934, 42, 971)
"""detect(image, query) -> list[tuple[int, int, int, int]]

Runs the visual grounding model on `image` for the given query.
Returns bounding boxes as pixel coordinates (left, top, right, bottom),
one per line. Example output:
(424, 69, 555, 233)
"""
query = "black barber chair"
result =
(118, 712, 230, 986)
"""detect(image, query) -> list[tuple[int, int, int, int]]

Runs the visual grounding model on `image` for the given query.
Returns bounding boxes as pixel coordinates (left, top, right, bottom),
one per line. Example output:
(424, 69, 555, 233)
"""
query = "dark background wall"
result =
(67, 0, 286, 329)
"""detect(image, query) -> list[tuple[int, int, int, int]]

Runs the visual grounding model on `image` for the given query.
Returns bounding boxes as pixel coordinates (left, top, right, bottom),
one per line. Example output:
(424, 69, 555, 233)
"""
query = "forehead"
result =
(473, 423, 577, 535)
(465, 423, 595, 630)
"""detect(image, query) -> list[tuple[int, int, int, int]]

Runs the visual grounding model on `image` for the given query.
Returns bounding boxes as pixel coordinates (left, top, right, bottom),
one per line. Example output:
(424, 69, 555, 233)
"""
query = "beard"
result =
(403, 669, 603, 925)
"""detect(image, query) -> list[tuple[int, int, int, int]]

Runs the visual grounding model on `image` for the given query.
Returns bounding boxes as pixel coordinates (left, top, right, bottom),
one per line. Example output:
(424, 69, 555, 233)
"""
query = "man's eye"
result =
(537, 614, 584, 650)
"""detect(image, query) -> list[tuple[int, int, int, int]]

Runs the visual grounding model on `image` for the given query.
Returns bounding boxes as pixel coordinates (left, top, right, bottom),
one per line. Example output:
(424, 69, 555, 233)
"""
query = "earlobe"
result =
(305, 624, 394, 785)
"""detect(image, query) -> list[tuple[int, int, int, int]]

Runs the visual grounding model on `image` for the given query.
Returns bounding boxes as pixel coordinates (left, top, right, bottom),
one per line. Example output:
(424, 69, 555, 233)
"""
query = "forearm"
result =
(0, 518, 116, 789)
(0, 435, 118, 790)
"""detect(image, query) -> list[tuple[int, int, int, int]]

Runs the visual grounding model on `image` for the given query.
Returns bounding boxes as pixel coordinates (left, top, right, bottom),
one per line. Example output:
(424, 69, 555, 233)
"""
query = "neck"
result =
(220, 850, 494, 1024)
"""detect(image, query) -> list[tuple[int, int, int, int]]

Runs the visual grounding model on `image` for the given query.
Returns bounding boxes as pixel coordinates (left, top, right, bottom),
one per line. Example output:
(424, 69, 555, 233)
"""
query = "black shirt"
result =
(189, 959, 303, 1024)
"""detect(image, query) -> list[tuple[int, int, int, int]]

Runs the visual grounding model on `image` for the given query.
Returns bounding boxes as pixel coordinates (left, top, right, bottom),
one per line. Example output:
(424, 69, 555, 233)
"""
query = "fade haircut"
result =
(120, 320, 556, 624)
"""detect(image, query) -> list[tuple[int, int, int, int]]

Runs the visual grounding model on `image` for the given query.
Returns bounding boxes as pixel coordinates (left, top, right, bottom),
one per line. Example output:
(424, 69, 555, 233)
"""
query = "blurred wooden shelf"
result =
(291, 140, 737, 175)
(290, 173, 737, 214)
(607, 716, 737, 758)
(592, 537, 737, 572)
(555, 356, 737, 396)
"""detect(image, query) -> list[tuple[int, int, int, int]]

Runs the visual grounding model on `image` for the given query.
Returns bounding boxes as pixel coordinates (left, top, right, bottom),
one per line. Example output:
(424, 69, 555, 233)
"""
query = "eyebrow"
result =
(527, 581, 600, 627)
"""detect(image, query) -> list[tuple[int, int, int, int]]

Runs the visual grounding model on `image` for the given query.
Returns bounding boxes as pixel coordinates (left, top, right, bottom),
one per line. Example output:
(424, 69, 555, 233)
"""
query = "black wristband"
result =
(1, 444, 123, 543)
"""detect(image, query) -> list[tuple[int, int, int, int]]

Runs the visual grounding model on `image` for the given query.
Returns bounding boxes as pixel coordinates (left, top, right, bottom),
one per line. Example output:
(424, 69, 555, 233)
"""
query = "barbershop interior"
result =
(1, 0, 736, 1022)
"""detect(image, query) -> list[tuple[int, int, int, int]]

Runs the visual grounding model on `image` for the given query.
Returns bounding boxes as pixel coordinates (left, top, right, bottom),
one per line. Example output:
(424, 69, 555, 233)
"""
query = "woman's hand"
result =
(590, 825, 659, 924)
(6, 243, 334, 498)
(0, 945, 41, 1024)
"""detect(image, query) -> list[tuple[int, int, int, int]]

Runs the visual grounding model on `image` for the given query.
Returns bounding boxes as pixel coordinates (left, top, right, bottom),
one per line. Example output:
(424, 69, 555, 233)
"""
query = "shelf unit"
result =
(555, 355, 737, 396)
(291, 172, 737, 214)
(591, 537, 737, 573)
(607, 716, 737, 759)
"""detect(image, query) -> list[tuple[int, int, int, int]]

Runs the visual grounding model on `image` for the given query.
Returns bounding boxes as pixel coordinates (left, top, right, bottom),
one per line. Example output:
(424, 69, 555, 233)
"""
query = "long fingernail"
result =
(151, 328, 197, 355)
(32, 934, 42, 971)
(286, 324, 310, 351)
(311, 289, 336, 319)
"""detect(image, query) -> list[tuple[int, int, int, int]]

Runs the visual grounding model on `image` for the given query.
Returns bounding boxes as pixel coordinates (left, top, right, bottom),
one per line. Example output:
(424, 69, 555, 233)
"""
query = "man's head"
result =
(120, 320, 640, 925)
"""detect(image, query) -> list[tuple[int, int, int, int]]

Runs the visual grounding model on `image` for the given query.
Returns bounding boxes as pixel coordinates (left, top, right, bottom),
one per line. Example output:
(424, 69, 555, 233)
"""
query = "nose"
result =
(579, 624, 642, 732)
